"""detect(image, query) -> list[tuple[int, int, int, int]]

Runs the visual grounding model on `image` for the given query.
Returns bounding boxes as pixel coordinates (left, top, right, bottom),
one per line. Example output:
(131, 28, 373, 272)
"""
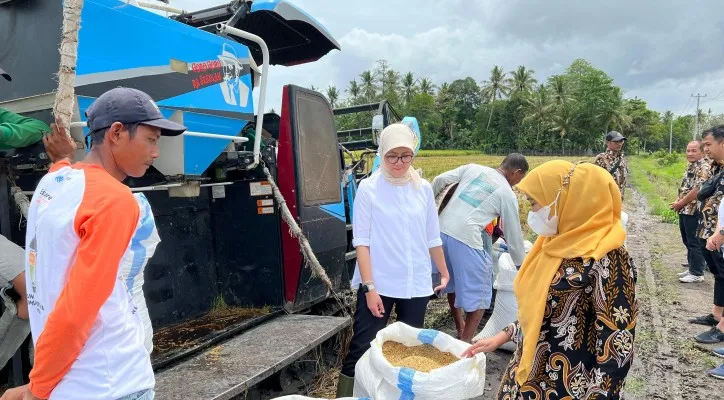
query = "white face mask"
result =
(527, 192, 560, 237)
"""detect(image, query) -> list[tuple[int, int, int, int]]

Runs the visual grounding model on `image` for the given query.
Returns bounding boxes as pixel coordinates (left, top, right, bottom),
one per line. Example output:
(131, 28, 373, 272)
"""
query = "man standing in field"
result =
(595, 131, 628, 199)
(672, 140, 711, 283)
(4, 87, 185, 400)
(691, 126, 724, 345)
(431, 154, 528, 342)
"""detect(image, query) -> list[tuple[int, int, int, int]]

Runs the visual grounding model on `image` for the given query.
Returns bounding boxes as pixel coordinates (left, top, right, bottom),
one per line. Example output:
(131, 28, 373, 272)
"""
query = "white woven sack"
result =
(353, 322, 486, 399)
(474, 290, 518, 352)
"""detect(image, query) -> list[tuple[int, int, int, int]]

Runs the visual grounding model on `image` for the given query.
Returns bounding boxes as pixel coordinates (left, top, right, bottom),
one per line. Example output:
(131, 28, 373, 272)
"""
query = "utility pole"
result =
(692, 93, 707, 139)
(669, 117, 673, 154)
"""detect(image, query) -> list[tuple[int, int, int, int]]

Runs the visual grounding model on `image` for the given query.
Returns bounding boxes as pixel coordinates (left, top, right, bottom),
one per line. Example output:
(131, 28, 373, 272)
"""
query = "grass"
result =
(624, 376, 646, 396)
(627, 156, 685, 223)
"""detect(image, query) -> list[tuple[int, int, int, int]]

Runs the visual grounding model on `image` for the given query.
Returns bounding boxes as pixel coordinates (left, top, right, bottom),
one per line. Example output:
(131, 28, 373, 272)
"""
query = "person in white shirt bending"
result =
(431, 156, 528, 342)
(336, 124, 450, 397)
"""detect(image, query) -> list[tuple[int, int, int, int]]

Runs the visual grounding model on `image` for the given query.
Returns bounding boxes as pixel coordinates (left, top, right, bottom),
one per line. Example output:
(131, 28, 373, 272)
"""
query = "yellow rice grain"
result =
(382, 341, 458, 372)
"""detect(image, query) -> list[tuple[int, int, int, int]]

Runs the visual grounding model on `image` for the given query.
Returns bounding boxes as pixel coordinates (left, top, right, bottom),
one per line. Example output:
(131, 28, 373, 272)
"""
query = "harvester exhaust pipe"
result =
(216, 23, 270, 171)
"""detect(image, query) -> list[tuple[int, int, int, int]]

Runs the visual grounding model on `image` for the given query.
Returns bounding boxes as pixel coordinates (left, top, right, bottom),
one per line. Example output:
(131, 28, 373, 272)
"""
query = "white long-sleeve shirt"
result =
(432, 164, 526, 266)
(351, 173, 442, 299)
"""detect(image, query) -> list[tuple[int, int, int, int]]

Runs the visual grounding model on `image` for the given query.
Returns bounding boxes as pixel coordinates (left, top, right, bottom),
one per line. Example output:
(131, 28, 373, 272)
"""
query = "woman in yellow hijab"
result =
(464, 160, 638, 399)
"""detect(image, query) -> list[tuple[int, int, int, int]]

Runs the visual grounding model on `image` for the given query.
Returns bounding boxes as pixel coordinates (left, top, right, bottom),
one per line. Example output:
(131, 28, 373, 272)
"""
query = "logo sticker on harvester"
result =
(218, 44, 250, 107)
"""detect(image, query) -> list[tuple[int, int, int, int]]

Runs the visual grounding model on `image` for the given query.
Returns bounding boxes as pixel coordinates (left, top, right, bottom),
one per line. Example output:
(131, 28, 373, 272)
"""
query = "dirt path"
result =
(623, 191, 721, 399)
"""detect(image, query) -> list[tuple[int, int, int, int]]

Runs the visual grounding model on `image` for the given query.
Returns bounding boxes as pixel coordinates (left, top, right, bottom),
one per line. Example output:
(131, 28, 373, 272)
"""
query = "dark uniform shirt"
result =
(697, 159, 723, 240)
(594, 150, 628, 198)
(677, 158, 711, 216)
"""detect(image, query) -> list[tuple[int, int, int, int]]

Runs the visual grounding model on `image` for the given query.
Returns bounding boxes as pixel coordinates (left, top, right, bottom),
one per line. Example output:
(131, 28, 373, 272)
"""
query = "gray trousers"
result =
(0, 234, 31, 367)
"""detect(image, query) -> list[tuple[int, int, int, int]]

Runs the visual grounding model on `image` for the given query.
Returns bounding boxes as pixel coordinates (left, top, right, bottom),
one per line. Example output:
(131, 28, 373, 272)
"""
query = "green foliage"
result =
(323, 58, 703, 154)
(653, 150, 680, 167)
(628, 156, 686, 223)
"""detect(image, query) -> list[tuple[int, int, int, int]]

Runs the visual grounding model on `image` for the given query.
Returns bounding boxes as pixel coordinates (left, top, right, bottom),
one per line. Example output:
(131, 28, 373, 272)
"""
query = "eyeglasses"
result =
(385, 155, 413, 164)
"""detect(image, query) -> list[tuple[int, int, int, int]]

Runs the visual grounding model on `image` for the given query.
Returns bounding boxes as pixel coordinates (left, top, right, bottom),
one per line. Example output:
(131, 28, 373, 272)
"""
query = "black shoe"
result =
(695, 327, 724, 344)
(689, 314, 720, 326)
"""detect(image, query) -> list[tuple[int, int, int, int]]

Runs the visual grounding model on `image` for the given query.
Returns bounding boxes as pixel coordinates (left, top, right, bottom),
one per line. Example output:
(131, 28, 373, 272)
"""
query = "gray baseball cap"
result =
(605, 131, 626, 142)
(85, 87, 186, 136)
(0, 67, 10, 82)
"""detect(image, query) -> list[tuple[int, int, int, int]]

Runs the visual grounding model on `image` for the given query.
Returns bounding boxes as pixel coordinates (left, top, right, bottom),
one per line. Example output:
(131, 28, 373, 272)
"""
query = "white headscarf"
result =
(376, 123, 422, 188)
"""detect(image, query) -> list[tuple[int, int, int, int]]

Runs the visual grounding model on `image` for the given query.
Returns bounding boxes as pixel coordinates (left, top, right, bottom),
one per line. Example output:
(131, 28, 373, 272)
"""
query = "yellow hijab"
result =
(513, 160, 626, 385)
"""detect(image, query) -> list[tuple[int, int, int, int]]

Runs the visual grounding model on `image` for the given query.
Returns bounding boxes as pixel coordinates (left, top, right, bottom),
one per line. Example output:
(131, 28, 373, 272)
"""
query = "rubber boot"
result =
(335, 373, 354, 398)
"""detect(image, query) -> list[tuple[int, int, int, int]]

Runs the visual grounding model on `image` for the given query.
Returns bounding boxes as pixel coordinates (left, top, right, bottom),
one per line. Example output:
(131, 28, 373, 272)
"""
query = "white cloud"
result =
(153, 0, 724, 114)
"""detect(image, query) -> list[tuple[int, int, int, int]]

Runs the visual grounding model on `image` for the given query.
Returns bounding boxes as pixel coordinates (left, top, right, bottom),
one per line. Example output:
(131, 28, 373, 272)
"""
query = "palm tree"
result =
(506, 65, 537, 96)
(551, 104, 576, 152)
(549, 75, 572, 107)
(523, 84, 552, 142)
(402, 72, 417, 105)
(481, 65, 510, 134)
(326, 86, 340, 108)
(360, 70, 376, 102)
(348, 80, 361, 97)
(419, 78, 435, 96)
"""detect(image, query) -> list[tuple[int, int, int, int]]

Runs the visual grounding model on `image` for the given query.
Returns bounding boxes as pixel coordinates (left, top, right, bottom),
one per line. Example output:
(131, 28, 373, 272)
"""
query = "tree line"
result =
(321, 58, 722, 154)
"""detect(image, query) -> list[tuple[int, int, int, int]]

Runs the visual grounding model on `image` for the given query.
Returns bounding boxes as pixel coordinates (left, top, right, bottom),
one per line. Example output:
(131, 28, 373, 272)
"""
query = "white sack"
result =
(353, 322, 486, 400)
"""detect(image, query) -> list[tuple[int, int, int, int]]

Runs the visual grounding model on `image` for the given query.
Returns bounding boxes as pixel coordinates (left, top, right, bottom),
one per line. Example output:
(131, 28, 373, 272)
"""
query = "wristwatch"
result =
(361, 282, 376, 293)
(719, 227, 724, 236)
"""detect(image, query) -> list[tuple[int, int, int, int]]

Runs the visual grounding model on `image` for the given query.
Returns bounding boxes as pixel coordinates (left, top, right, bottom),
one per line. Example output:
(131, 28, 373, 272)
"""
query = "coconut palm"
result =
(402, 72, 417, 105)
(419, 78, 435, 96)
(506, 65, 537, 96)
(523, 84, 552, 142)
(360, 70, 376, 102)
(481, 65, 510, 134)
(348, 80, 361, 99)
(326, 86, 340, 108)
(549, 75, 572, 107)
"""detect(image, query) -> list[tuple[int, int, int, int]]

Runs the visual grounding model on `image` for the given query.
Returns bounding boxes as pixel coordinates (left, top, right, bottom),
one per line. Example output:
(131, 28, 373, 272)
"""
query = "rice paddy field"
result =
(411, 150, 589, 179)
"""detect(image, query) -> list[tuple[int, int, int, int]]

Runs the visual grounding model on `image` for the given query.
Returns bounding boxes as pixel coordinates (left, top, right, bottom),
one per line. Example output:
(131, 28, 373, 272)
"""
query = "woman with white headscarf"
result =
(336, 124, 450, 397)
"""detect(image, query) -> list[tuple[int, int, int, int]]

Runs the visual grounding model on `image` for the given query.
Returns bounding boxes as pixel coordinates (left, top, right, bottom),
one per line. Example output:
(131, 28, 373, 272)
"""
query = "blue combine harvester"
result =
(0, 0, 422, 397)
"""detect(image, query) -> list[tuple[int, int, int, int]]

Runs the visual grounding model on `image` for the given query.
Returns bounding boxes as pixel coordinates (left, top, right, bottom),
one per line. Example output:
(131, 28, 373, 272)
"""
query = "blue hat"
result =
(85, 87, 186, 136)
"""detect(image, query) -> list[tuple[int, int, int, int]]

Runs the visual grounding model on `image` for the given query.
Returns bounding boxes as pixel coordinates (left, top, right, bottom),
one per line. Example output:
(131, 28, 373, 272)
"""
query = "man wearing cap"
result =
(595, 131, 628, 198)
(3, 87, 185, 400)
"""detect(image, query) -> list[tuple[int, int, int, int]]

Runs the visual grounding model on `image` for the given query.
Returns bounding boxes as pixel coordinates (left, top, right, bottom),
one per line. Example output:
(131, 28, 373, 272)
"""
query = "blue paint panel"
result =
(180, 113, 249, 176)
(77, 96, 248, 175)
(157, 78, 254, 118)
(79, 0, 251, 75)
(320, 182, 346, 222)
(77, 97, 94, 152)
(345, 173, 357, 221)
(401, 116, 422, 154)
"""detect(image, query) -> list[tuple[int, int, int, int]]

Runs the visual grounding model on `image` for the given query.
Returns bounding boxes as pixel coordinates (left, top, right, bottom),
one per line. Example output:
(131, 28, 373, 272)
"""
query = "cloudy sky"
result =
(165, 0, 724, 115)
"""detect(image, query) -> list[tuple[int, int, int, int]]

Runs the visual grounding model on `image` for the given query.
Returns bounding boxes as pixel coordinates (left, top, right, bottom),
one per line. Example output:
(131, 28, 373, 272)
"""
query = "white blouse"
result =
(351, 173, 443, 298)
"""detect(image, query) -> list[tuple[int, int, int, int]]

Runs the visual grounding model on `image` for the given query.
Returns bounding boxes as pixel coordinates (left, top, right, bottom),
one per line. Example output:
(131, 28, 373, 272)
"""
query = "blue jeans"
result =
(117, 389, 155, 400)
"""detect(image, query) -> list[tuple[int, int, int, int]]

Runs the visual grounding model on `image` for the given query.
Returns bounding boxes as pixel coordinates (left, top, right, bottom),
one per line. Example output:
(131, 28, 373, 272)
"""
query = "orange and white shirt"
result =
(24, 160, 154, 400)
